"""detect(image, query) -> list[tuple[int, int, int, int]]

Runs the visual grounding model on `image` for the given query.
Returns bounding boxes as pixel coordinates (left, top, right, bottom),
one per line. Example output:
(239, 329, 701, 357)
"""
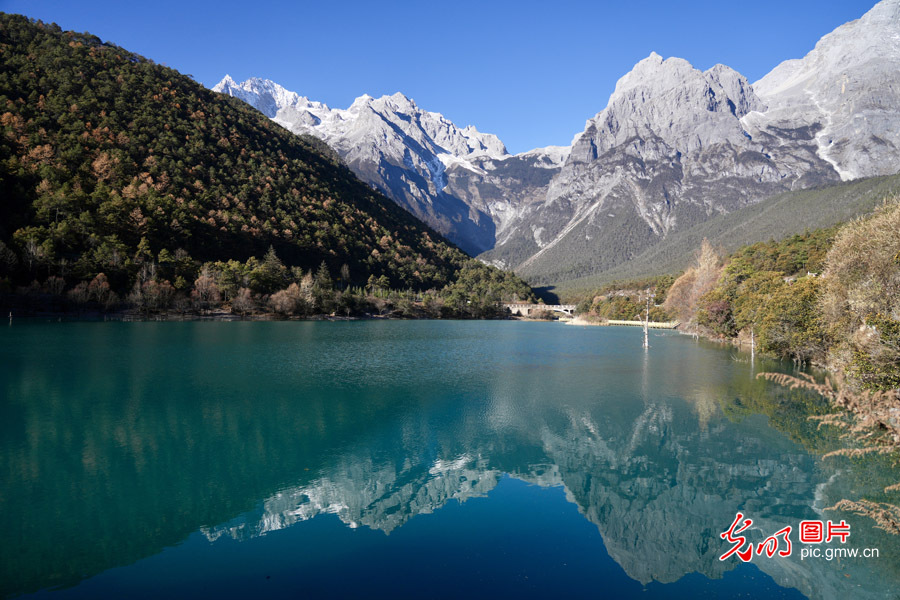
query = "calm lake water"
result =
(1, 320, 898, 599)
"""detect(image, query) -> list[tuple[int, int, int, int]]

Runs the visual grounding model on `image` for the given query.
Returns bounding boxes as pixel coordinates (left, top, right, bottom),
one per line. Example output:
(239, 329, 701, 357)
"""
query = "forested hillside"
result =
(658, 202, 900, 390)
(0, 14, 533, 315)
(552, 173, 900, 295)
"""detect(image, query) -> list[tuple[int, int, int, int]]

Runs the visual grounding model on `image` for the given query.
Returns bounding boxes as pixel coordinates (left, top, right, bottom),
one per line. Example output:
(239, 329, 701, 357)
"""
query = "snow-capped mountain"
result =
(215, 75, 507, 163)
(482, 0, 900, 281)
(214, 75, 519, 254)
(216, 0, 900, 282)
(750, 0, 900, 180)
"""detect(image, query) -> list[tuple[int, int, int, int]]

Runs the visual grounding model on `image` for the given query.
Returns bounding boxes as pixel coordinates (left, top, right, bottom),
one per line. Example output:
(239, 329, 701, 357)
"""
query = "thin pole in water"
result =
(639, 292, 652, 350)
(643, 299, 649, 349)
(750, 326, 756, 364)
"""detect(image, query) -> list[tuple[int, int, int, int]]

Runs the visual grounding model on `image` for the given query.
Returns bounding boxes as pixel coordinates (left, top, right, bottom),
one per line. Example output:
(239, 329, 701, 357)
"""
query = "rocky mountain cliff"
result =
(752, 0, 900, 181)
(213, 76, 539, 255)
(483, 0, 900, 283)
(482, 53, 840, 281)
(216, 0, 900, 283)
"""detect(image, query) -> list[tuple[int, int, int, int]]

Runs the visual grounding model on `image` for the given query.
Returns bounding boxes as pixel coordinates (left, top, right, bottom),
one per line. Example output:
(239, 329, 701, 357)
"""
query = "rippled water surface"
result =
(1, 320, 898, 599)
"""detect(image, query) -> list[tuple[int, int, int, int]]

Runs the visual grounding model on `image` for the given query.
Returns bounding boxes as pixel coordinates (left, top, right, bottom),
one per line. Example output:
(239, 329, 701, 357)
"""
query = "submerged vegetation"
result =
(0, 14, 534, 318)
(760, 372, 900, 534)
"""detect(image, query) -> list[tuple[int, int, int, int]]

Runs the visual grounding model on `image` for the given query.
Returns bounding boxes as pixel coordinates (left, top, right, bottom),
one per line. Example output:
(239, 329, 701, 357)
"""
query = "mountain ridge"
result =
(551, 171, 900, 297)
(214, 0, 900, 284)
(0, 13, 536, 307)
(213, 75, 520, 254)
(213, 75, 573, 255)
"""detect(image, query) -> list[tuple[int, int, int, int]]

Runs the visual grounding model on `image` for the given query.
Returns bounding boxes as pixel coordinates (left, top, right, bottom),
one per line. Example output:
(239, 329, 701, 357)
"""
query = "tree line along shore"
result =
(573, 198, 899, 393)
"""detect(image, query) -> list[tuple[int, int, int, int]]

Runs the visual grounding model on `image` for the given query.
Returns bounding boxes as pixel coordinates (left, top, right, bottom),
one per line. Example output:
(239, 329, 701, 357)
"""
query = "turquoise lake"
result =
(1, 320, 898, 599)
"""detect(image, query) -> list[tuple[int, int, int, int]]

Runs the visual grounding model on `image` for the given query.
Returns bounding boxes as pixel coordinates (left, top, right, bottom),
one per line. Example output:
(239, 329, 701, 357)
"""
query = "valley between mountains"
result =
(215, 0, 900, 287)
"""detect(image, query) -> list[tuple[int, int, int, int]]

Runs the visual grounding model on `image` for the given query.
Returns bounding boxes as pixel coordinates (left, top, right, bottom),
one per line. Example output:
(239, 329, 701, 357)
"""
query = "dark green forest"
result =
(0, 14, 534, 317)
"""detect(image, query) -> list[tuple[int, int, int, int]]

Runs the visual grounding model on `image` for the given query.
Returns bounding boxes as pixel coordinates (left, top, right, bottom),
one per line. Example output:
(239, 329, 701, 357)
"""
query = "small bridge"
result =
(504, 303, 576, 317)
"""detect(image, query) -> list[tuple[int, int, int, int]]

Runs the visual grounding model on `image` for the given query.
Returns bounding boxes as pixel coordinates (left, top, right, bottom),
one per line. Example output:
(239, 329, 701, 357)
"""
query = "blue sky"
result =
(1, 0, 878, 153)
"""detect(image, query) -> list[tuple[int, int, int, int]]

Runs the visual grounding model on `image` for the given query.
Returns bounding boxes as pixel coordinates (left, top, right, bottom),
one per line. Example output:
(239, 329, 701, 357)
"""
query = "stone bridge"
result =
(504, 303, 576, 317)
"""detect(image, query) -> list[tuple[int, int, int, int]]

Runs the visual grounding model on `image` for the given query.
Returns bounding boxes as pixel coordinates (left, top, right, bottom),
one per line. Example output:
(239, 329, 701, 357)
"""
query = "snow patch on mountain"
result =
(216, 1, 900, 272)
(751, 0, 900, 180)
(518, 145, 571, 167)
(213, 76, 509, 171)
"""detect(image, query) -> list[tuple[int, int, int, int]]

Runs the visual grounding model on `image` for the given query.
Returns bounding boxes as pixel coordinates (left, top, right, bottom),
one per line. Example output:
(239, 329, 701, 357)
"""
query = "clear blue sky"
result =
(1, 0, 878, 153)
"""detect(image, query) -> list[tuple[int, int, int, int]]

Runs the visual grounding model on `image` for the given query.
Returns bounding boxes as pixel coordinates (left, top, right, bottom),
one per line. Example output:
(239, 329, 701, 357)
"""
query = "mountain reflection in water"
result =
(1, 321, 898, 599)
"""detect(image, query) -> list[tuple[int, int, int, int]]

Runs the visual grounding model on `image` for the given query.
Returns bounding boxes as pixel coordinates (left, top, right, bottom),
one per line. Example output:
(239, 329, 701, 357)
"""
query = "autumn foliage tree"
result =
(663, 239, 722, 324)
(819, 200, 900, 390)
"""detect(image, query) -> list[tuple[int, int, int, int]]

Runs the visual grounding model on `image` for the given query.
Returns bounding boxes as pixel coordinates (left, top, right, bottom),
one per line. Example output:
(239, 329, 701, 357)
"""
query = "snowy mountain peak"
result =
(211, 75, 328, 119)
(865, 0, 900, 22)
(348, 93, 373, 112)
(214, 76, 512, 253)
(386, 91, 415, 107)
(575, 53, 763, 161)
(611, 53, 695, 101)
(750, 0, 900, 180)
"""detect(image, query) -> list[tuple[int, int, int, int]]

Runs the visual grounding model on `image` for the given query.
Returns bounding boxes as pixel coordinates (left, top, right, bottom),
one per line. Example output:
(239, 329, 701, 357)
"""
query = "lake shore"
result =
(4, 306, 520, 322)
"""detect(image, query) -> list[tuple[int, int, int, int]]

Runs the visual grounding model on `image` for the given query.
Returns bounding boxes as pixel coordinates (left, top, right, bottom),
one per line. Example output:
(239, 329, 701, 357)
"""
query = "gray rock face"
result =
(751, 0, 900, 181)
(488, 1, 900, 282)
(215, 0, 900, 280)
(443, 147, 569, 266)
(580, 53, 765, 156)
(483, 52, 843, 282)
